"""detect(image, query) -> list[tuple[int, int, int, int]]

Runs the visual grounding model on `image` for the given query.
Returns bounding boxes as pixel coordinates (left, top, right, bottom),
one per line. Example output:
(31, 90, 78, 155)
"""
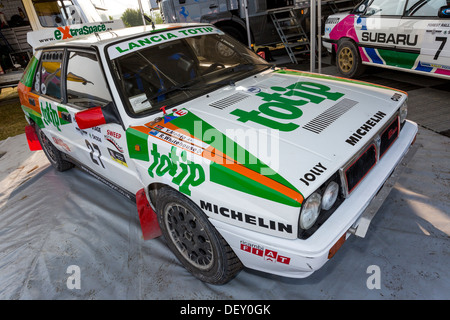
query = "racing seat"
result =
(153, 39, 200, 86)
(122, 64, 164, 100)
(167, 52, 198, 84)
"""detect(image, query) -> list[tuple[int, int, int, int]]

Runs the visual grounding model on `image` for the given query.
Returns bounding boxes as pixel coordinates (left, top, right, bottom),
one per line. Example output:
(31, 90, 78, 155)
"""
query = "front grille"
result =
(341, 115, 400, 196)
(344, 144, 378, 194)
(299, 113, 403, 239)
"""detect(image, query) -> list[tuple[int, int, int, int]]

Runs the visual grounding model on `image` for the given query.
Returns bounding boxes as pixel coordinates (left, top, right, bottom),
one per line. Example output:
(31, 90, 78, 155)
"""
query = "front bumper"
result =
(322, 37, 333, 53)
(210, 120, 418, 278)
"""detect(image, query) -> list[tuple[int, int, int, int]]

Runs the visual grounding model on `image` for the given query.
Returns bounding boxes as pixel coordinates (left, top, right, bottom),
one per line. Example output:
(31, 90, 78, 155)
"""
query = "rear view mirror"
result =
(438, 6, 450, 18)
(75, 107, 106, 129)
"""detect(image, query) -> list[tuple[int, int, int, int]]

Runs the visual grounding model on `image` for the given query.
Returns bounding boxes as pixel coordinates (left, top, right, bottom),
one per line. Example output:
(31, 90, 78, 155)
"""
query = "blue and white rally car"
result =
(323, 0, 450, 78)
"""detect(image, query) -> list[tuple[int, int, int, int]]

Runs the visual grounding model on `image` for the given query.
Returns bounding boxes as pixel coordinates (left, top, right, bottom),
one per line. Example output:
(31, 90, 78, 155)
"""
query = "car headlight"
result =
(321, 181, 339, 210)
(399, 102, 408, 124)
(299, 192, 322, 230)
(298, 173, 344, 239)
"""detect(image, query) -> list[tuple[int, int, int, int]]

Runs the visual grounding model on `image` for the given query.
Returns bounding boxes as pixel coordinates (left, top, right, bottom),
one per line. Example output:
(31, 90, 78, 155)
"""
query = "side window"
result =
(405, 0, 447, 17)
(34, 50, 63, 100)
(365, 0, 407, 16)
(66, 50, 112, 109)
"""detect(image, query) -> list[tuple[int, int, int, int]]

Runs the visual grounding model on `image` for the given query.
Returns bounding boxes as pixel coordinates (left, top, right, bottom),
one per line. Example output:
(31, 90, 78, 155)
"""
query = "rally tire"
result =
(336, 40, 365, 78)
(156, 187, 243, 284)
(36, 126, 73, 172)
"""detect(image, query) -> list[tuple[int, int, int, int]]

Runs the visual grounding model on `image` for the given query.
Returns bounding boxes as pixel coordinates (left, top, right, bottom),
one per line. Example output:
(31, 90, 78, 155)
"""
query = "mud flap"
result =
(136, 188, 162, 240)
(25, 125, 42, 151)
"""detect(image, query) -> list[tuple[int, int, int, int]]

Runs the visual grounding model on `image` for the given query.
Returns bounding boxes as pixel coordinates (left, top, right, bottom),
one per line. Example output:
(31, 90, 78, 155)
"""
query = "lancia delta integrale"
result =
(19, 23, 418, 284)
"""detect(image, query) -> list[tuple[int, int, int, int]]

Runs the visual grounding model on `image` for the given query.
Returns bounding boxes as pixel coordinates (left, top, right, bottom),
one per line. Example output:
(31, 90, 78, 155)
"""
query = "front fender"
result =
(329, 14, 370, 62)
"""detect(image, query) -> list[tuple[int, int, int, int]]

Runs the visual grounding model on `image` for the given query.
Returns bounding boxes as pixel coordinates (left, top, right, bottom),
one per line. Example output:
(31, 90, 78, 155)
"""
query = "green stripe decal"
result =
(377, 49, 419, 69)
(170, 111, 297, 188)
(168, 111, 302, 206)
(210, 162, 301, 207)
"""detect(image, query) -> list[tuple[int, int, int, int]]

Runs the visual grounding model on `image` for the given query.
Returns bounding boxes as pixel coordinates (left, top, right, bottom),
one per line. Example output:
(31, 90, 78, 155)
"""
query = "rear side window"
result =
(65, 50, 112, 109)
(34, 50, 63, 100)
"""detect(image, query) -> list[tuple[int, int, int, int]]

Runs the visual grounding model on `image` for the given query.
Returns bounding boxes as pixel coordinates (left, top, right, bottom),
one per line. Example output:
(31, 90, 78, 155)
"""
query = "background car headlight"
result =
(321, 181, 339, 210)
(299, 192, 321, 230)
(399, 102, 408, 124)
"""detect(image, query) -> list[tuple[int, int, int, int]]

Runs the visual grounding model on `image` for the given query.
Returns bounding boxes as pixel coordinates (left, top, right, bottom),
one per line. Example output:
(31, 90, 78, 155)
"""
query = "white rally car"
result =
(323, 0, 450, 78)
(19, 23, 418, 284)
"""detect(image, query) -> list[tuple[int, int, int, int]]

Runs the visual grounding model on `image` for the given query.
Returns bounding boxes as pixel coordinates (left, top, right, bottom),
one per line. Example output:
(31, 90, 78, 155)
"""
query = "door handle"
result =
(403, 26, 413, 33)
(60, 111, 72, 123)
(209, 4, 218, 9)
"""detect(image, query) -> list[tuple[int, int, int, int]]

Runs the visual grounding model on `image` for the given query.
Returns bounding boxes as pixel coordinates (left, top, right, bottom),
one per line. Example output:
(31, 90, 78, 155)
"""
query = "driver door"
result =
(400, 0, 450, 73)
(63, 49, 140, 193)
(34, 48, 139, 194)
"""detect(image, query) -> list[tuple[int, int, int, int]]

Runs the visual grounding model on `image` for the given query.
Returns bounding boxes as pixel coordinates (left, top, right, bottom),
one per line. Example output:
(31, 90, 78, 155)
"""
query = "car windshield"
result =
(108, 27, 271, 116)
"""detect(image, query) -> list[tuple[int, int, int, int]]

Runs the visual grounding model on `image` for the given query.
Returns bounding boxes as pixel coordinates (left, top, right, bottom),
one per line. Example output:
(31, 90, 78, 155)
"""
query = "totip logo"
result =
(54, 24, 107, 40)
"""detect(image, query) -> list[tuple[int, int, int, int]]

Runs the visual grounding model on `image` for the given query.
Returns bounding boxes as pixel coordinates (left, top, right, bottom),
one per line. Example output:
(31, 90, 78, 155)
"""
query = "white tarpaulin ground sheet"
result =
(0, 127, 449, 300)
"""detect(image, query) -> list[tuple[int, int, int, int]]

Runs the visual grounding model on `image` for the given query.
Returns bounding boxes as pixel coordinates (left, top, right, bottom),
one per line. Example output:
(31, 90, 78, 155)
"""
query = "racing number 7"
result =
(85, 139, 105, 168)
(434, 37, 447, 60)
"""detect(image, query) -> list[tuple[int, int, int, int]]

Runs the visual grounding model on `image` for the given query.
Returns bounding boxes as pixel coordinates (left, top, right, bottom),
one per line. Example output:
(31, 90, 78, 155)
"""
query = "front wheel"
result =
(156, 188, 243, 284)
(336, 40, 365, 78)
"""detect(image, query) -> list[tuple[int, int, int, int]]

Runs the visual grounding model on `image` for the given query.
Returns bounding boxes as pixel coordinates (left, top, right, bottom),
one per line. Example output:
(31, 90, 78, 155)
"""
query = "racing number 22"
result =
(85, 140, 105, 168)
(434, 37, 447, 60)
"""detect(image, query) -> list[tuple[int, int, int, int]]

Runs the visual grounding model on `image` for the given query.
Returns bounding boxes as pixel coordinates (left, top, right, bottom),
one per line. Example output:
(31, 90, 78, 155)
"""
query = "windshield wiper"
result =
(141, 63, 273, 104)
(141, 80, 200, 104)
(229, 63, 274, 73)
(205, 79, 236, 88)
(200, 63, 273, 88)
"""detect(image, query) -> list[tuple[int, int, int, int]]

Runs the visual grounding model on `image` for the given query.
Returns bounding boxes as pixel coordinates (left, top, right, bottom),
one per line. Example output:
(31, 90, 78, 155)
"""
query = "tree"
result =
(121, 8, 144, 27)
(120, 8, 165, 28)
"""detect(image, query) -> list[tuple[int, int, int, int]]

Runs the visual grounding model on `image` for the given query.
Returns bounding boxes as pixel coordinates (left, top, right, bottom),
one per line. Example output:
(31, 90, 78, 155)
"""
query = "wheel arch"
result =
(335, 37, 366, 78)
(147, 182, 172, 209)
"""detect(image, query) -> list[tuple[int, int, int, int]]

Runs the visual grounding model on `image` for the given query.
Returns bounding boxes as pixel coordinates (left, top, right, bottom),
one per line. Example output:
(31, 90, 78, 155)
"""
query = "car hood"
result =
(134, 69, 405, 206)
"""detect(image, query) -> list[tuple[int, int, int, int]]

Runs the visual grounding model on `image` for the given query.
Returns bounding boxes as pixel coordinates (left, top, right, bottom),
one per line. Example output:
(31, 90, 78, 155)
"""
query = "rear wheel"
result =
(336, 40, 365, 78)
(36, 126, 73, 172)
(156, 188, 243, 284)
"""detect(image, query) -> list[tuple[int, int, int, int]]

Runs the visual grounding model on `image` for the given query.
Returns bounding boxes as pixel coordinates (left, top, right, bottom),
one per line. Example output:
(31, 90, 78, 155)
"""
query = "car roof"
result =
(35, 23, 211, 51)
